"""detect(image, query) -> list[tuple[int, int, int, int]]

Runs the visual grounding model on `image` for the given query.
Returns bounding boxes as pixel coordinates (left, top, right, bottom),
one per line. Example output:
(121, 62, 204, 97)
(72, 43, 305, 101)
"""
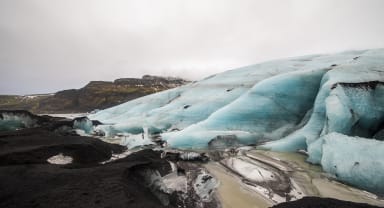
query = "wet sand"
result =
(312, 178, 384, 206)
(252, 150, 384, 207)
(205, 150, 384, 208)
(205, 162, 273, 208)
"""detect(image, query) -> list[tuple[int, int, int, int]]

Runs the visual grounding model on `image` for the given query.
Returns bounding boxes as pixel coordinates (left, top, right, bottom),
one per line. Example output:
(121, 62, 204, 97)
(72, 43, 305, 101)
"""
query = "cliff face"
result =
(0, 75, 189, 114)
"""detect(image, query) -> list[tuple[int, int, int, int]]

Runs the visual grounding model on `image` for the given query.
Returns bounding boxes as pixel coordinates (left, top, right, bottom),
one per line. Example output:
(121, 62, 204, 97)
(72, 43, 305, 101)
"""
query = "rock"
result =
(162, 150, 209, 162)
(0, 116, 218, 208)
(0, 110, 102, 136)
(0, 128, 125, 166)
(208, 135, 240, 150)
(0, 148, 174, 208)
(0, 129, 218, 208)
(270, 197, 382, 208)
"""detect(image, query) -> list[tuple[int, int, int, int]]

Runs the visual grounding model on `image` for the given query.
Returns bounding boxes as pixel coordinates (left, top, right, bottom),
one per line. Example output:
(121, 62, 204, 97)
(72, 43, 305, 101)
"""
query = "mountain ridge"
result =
(0, 75, 189, 114)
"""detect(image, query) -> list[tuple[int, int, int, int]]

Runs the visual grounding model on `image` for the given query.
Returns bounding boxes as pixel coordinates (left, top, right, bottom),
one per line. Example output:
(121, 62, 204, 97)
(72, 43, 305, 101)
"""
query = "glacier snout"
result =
(91, 49, 384, 195)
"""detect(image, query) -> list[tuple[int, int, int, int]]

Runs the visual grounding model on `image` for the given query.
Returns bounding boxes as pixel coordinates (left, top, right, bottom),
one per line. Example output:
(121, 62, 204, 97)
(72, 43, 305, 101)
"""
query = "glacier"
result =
(90, 48, 384, 195)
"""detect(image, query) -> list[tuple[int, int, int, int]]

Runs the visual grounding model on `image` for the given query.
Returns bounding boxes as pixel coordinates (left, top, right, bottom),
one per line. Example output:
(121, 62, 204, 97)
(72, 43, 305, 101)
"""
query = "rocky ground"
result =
(0, 110, 383, 208)
(0, 113, 218, 208)
(0, 130, 218, 208)
(270, 197, 381, 208)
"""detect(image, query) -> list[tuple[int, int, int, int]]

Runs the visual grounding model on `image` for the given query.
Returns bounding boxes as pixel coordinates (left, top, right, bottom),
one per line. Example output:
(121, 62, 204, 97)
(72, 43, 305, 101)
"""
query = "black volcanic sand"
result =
(0, 126, 383, 208)
(270, 197, 383, 208)
(0, 128, 125, 165)
(0, 128, 177, 208)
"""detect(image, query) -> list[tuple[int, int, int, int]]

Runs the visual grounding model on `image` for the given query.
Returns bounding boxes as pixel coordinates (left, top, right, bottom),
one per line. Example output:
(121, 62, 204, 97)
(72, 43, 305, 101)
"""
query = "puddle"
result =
(205, 162, 272, 208)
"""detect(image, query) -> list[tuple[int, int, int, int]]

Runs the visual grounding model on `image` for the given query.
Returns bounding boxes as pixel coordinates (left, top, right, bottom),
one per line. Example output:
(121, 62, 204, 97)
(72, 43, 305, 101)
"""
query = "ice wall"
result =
(318, 133, 384, 195)
(262, 78, 384, 152)
(73, 117, 94, 134)
(162, 68, 327, 148)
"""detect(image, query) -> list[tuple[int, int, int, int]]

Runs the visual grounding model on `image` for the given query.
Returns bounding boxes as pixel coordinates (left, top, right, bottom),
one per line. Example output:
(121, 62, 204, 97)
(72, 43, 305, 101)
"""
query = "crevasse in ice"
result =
(90, 49, 384, 194)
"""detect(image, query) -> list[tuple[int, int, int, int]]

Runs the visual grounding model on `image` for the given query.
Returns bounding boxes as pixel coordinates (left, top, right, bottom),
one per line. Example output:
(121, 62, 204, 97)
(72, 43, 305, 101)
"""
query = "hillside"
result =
(0, 75, 189, 114)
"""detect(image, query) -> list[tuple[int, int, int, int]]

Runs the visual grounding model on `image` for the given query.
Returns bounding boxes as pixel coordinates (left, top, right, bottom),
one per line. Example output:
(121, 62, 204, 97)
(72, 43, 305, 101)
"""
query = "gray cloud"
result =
(1, 0, 384, 94)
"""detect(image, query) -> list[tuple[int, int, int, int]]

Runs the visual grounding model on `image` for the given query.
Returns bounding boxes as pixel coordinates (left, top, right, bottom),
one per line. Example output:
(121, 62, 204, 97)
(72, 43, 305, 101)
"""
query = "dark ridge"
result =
(270, 197, 382, 208)
(0, 110, 39, 119)
(0, 148, 177, 208)
(330, 81, 383, 90)
(0, 110, 102, 133)
(0, 75, 189, 114)
(0, 128, 125, 166)
(0, 127, 217, 208)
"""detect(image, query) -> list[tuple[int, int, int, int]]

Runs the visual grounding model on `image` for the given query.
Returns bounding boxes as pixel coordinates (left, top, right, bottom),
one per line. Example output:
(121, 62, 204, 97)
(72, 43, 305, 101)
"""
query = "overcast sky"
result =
(1, 0, 384, 94)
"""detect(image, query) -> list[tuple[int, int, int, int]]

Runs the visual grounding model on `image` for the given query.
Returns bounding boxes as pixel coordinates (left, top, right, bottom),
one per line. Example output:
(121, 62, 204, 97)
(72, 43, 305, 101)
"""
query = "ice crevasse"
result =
(90, 49, 384, 195)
